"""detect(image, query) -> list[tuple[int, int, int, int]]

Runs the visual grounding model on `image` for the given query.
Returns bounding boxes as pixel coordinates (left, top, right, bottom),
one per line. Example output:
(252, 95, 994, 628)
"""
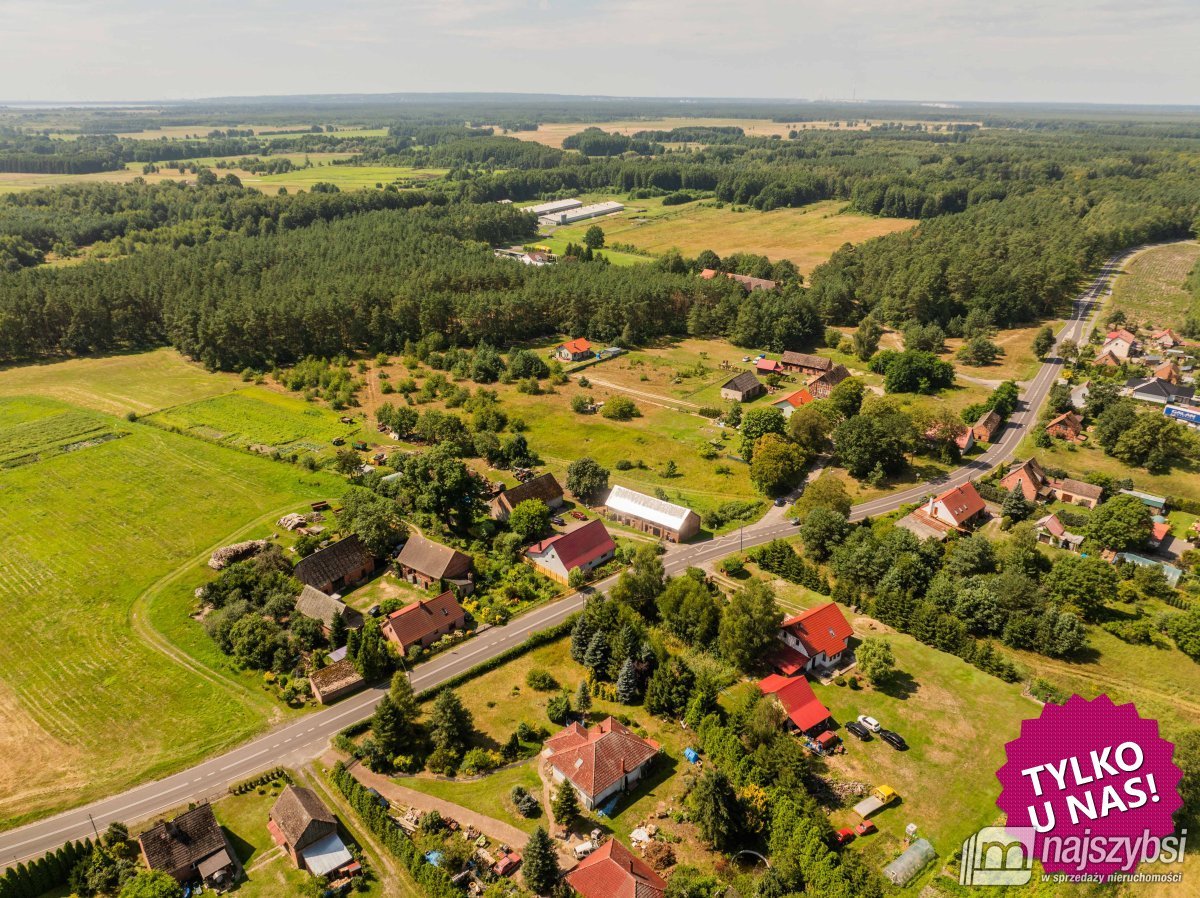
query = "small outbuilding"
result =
(294, 535, 375, 595)
(883, 838, 937, 886)
(489, 472, 565, 521)
(396, 533, 474, 594)
(309, 659, 366, 704)
(720, 371, 765, 402)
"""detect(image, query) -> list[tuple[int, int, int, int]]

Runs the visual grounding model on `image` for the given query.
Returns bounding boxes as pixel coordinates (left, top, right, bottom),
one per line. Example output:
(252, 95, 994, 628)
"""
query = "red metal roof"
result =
(526, 519, 615, 571)
(1106, 329, 1137, 344)
(1152, 521, 1171, 542)
(565, 838, 666, 898)
(758, 675, 831, 732)
(545, 717, 659, 802)
(781, 602, 854, 660)
(933, 482, 987, 526)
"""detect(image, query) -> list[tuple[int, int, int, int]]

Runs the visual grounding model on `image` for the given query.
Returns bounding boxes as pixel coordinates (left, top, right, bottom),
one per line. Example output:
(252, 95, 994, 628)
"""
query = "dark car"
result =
(551, 516, 565, 526)
(367, 604, 381, 618)
(774, 497, 786, 507)
(879, 729, 908, 751)
(844, 721, 872, 741)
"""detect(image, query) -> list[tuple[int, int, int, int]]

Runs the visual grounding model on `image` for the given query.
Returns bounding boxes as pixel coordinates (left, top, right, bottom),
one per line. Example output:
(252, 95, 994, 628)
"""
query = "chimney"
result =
(926, 495, 935, 518)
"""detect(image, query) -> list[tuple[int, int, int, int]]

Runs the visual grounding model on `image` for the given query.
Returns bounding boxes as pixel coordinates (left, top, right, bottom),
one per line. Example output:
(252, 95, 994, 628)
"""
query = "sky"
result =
(0, 0, 1197, 106)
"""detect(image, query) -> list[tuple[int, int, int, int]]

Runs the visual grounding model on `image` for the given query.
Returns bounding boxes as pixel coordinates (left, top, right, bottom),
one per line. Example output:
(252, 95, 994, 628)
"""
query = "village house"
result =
(971, 409, 1002, 442)
(489, 472, 565, 521)
(525, 519, 616, 584)
(758, 674, 833, 736)
(556, 338, 593, 362)
(1044, 411, 1085, 442)
(1034, 514, 1084, 552)
(771, 387, 814, 418)
(805, 364, 850, 399)
(294, 585, 359, 635)
(309, 658, 366, 705)
(380, 590, 467, 655)
(395, 533, 474, 594)
(269, 786, 357, 879)
(542, 717, 660, 809)
(781, 351, 834, 378)
(999, 458, 1103, 509)
(756, 358, 783, 376)
(1092, 347, 1123, 368)
(774, 602, 855, 675)
(898, 481, 989, 541)
(603, 485, 701, 543)
(565, 838, 666, 898)
(138, 803, 240, 889)
(1153, 360, 1181, 384)
(720, 371, 765, 402)
(1151, 328, 1183, 351)
(1125, 376, 1195, 406)
(1051, 477, 1103, 509)
(293, 535, 375, 596)
(1102, 328, 1138, 360)
(1001, 458, 1048, 503)
(699, 268, 777, 292)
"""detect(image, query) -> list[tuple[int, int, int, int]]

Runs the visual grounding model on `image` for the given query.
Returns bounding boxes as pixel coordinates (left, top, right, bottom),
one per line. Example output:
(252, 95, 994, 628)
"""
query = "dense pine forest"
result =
(2, 105, 1200, 368)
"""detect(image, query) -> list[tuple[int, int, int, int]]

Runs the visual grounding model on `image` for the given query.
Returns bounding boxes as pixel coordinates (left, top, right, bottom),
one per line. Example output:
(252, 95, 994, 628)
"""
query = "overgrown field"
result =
(1110, 240, 1200, 329)
(0, 396, 340, 827)
(146, 387, 367, 455)
(538, 197, 915, 275)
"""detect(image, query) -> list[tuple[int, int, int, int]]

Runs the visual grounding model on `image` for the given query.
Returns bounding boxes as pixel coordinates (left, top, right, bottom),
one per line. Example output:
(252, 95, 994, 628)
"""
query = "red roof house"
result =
(779, 602, 855, 672)
(926, 482, 987, 529)
(525, 519, 616, 585)
(771, 388, 814, 418)
(557, 338, 594, 362)
(543, 717, 659, 809)
(380, 590, 466, 655)
(758, 674, 832, 734)
(565, 838, 666, 898)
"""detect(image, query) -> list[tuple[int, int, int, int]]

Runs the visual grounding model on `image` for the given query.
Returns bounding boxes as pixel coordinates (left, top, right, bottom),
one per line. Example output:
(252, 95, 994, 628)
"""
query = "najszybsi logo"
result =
(960, 826, 1036, 886)
(960, 826, 1188, 886)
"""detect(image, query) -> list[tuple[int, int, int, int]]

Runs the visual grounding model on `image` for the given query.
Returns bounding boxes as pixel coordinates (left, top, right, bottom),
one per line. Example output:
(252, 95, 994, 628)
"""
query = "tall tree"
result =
(718, 580, 783, 671)
(521, 827, 561, 896)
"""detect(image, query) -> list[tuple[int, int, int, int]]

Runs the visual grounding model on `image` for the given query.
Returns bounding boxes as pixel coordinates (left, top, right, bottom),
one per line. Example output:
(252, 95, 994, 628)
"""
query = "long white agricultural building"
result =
(525, 198, 583, 216)
(541, 201, 625, 226)
(603, 485, 701, 543)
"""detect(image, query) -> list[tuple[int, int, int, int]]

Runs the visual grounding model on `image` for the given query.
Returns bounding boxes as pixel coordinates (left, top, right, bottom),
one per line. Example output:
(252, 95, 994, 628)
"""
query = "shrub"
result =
(615, 459, 633, 470)
(460, 748, 502, 776)
(511, 785, 541, 817)
(546, 691, 572, 725)
(526, 668, 559, 691)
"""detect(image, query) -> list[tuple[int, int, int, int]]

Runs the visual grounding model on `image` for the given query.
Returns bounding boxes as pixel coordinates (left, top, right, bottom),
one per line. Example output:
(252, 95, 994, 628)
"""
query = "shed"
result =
(293, 535, 375, 595)
(883, 838, 936, 886)
(720, 371, 765, 402)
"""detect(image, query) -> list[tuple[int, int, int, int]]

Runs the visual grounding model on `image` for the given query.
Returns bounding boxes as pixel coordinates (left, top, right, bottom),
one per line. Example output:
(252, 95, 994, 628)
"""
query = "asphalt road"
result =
(0, 252, 1132, 869)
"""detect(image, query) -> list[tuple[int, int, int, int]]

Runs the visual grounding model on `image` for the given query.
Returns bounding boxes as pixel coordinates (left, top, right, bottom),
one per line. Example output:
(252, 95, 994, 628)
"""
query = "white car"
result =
(857, 715, 882, 733)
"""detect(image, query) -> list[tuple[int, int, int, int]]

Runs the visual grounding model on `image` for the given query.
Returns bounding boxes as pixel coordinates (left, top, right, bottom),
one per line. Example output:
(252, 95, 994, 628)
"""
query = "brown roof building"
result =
(310, 658, 366, 704)
(295, 585, 360, 634)
(489, 473, 565, 521)
(805, 364, 850, 399)
(269, 786, 353, 876)
(543, 717, 659, 809)
(1001, 458, 1048, 503)
(396, 533, 473, 593)
(1045, 411, 1084, 442)
(294, 535, 375, 595)
(781, 351, 834, 377)
(719, 371, 765, 402)
(381, 590, 467, 655)
(972, 409, 1002, 442)
(139, 803, 239, 888)
(1048, 477, 1103, 509)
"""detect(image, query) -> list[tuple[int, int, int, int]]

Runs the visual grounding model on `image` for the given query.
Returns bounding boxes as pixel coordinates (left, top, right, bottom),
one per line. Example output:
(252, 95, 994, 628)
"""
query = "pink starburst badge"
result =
(996, 694, 1184, 881)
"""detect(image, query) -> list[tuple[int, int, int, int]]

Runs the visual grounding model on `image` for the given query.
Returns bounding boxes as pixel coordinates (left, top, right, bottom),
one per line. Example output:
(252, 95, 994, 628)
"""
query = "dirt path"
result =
(583, 377, 704, 413)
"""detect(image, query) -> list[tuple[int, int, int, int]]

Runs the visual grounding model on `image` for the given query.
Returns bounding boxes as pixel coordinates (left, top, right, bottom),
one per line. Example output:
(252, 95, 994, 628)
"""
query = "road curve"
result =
(0, 252, 1132, 868)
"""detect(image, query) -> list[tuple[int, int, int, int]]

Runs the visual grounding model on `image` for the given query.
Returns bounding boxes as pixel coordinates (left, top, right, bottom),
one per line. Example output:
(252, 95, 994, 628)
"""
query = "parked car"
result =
(832, 827, 856, 847)
(774, 497, 786, 507)
(570, 510, 587, 520)
(879, 729, 908, 751)
(844, 721, 872, 741)
(367, 605, 381, 618)
(551, 516, 565, 526)
(366, 787, 390, 809)
(857, 715, 882, 733)
(854, 820, 877, 836)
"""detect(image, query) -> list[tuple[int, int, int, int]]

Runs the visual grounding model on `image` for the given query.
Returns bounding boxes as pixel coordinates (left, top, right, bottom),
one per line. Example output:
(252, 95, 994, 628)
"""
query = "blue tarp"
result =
(684, 747, 699, 764)
(425, 851, 444, 867)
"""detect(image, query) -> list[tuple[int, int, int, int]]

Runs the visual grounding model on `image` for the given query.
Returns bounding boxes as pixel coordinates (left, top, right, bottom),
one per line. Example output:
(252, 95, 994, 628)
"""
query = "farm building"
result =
(556, 338, 593, 362)
(294, 585, 358, 635)
(720, 371, 765, 402)
(565, 838, 666, 898)
(269, 786, 357, 878)
(781, 351, 834, 377)
(805, 364, 849, 399)
(699, 268, 777, 292)
(396, 533, 474, 594)
(139, 803, 240, 888)
(603, 485, 701, 542)
(772, 388, 814, 417)
(490, 472, 565, 521)
(525, 198, 583, 217)
(756, 358, 783, 375)
(525, 519, 616, 584)
(541, 201, 624, 225)
(777, 602, 855, 673)
(309, 658, 366, 705)
(1050, 477, 1102, 509)
(543, 717, 659, 809)
(971, 409, 1002, 442)
(380, 590, 467, 655)
(1000, 459, 1102, 509)
(293, 535, 375, 598)
(1044, 411, 1084, 442)
(758, 674, 832, 736)
(1119, 488, 1168, 511)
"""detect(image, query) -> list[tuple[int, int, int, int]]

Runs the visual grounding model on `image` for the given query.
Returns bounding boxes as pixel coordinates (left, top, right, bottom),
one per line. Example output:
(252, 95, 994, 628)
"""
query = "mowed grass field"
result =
(0, 348, 239, 416)
(0, 395, 340, 828)
(535, 197, 914, 275)
(1017, 433, 1200, 504)
(1110, 240, 1200, 330)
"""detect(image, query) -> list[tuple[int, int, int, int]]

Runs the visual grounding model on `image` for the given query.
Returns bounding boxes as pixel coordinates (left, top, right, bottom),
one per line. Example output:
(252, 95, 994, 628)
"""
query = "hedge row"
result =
(328, 762, 460, 898)
(1167, 495, 1200, 516)
(0, 838, 93, 898)
(229, 766, 292, 795)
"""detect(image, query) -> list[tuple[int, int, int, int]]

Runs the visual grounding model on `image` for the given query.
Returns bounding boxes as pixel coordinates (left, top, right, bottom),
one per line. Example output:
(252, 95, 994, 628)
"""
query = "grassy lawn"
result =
(399, 763, 546, 836)
(1016, 433, 1200, 504)
(946, 323, 1052, 383)
(0, 396, 341, 828)
(146, 387, 371, 456)
(536, 196, 915, 276)
(249, 164, 448, 192)
(1110, 241, 1200, 330)
(0, 348, 239, 417)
